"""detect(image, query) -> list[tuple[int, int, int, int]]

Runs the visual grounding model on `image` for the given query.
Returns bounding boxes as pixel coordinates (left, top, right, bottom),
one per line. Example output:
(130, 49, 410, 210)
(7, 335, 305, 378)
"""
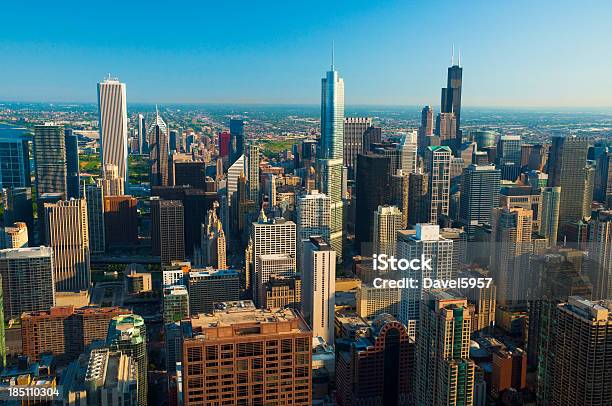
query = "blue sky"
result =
(1, 0, 611, 107)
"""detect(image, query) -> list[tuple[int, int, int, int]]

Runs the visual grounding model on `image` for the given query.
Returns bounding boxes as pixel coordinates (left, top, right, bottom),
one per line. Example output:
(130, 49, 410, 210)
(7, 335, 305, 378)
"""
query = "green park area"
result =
(258, 139, 298, 157)
(79, 154, 149, 183)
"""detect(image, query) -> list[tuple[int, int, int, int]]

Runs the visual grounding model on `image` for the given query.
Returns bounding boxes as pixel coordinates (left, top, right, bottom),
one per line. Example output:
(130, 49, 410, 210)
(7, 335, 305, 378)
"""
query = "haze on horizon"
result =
(1, 1, 611, 108)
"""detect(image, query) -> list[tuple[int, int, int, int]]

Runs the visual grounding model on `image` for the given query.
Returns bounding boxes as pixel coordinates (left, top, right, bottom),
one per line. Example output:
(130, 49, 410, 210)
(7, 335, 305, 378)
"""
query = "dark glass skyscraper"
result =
(229, 119, 245, 165)
(64, 129, 80, 199)
(441, 59, 463, 145)
(459, 164, 501, 239)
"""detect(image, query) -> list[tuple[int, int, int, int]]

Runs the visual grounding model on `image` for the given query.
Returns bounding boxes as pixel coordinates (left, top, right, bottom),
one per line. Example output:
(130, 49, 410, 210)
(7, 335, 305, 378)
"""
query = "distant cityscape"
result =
(0, 50, 611, 406)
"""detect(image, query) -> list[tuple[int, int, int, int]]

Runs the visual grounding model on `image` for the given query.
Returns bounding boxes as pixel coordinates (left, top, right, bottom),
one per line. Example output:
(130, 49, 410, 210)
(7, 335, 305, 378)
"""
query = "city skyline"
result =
(2, 1, 612, 107)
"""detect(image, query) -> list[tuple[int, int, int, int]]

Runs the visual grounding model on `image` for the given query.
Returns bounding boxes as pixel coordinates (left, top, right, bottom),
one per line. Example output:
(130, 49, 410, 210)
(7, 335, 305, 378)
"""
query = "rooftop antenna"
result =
(331, 41, 335, 70)
(451, 45, 455, 66)
(458, 48, 462, 67)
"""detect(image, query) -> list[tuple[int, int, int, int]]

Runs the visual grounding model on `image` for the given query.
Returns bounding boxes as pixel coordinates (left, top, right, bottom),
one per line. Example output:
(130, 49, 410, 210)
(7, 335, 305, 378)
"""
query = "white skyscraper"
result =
(97, 77, 129, 184)
(245, 143, 260, 204)
(400, 130, 418, 174)
(249, 212, 296, 306)
(296, 189, 331, 245)
(425, 146, 452, 223)
(317, 55, 345, 262)
(301, 236, 336, 343)
(398, 224, 453, 337)
(372, 205, 402, 257)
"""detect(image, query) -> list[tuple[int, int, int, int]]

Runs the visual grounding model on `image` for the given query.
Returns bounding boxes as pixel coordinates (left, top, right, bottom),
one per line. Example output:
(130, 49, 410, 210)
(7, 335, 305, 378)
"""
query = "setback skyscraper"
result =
(441, 54, 463, 145)
(149, 109, 170, 187)
(97, 77, 129, 183)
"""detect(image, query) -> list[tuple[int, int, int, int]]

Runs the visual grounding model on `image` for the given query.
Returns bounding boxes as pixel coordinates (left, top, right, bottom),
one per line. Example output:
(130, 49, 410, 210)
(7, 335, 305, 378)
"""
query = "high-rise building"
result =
(547, 136, 590, 232)
(336, 314, 414, 405)
(390, 170, 409, 228)
(97, 163, 125, 196)
(229, 119, 245, 166)
(0, 278, 4, 369)
(0, 247, 55, 320)
(106, 314, 147, 406)
(301, 237, 335, 343)
(459, 164, 501, 238)
(416, 290, 475, 406)
(420, 105, 434, 136)
(34, 124, 67, 198)
(163, 285, 189, 323)
(372, 205, 402, 257)
(149, 110, 170, 187)
(97, 78, 129, 183)
(138, 113, 147, 154)
(62, 348, 138, 406)
(249, 214, 296, 306)
(318, 58, 345, 262)
(435, 112, 457, 142)
(104, 195, 138, 247)
(343, 117, 372, 178)
(400, 130, 418, 174)
(497, 135, 522, 165)
(398, 225, 454, 336)
(1, 222, 28, 249)
(20, 305, 129, 363)
(296, 189, 330, 269)
(540, 297, 612, 405)
(0, 131, 31, 189)
(245, 142, 260, 203)
(2, 187, 34, 241)
(441, 58, 463, 144)
(65, 129, 80, 199)
(539, 186, 561, 247)
(181, 301, 312, 405)
(356, 283, 401, 319)
(491, 207, 533, 305)
(594, 150, 612, 204)
(355, 153, 392, 252)
(587, 210, 612, 300)
(225, 154, 245, 235)
(44, 199, 90, 292)
(218, 130, 230, 157)
(408, 171, 429, 226)
(187, 269, 240, 314)
(151, 198, 185, 264)
(199, 201, 227, 269)
(425, 146, 452, 224)
(82, 183, 105, 254)
(262, 274, 301, 309)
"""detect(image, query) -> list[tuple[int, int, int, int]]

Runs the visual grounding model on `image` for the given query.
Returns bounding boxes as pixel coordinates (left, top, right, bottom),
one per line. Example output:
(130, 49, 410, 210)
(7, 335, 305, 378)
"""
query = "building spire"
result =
(155, 104, 159, 119)
(331, 41, 335, 71)
(451, 44, 455, 66)
(458, 48, 461, 67)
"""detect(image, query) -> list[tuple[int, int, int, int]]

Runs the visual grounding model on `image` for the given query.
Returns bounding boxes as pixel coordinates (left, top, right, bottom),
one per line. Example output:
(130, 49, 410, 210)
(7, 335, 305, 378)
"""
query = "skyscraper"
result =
(64, 129, 80, 199)
(106, 314, 147, 406)
(425, 146, 452, 224)
(540, 297, 612, 405)
(420, 105, 434, 136)
(2, 187, 34, 240)
(138, 113, 147, 154)
(0, 246, 55, 320)
(407, 171, 429, 226)
(539, 186, 561, 247)
(97, 77, 129, 183)
(372, 205, 402, 257)
(104, 195, 138, 247)
(187, 269, 239, 314)
(296, 190, 331, 268)
(149, 109, 170, 187)
(399, 130, 418, 174)
(594, 150, 612, 204)
(398, 224, 454, 336)
(151, 198, 185, 264)
(301, 236, 335, 343)
(181, 302, 312, 405)
(0, 131, 31, 189)
(97, 164, 125, 196)
(82, 183, 105, 254)
(355, 153, 392, 253)
(459, 164, 501, 238)
(497, 135, 522, 165)
(245, 142, 260, 203)
(490, 207, 533, 305)
(34, 124, 67, 198)
(199, 201, 227, 270)
(249, 214, 296, 306)
(343, 117, 372, 178)
(547, 136, 590, 233)
(44, 199, 91, 292)
(318, 57, 345, 262)
(435, 112, 457, 142)
(416, 290, 475, 406)
(1, 222, 28, 249)
(229, 119, 245, 165)
(441, 55, 463, 145)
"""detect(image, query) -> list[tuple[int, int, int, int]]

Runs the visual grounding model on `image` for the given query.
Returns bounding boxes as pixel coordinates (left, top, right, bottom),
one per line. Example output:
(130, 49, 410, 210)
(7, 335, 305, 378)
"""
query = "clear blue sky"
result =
(1, 0, 611, 107)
